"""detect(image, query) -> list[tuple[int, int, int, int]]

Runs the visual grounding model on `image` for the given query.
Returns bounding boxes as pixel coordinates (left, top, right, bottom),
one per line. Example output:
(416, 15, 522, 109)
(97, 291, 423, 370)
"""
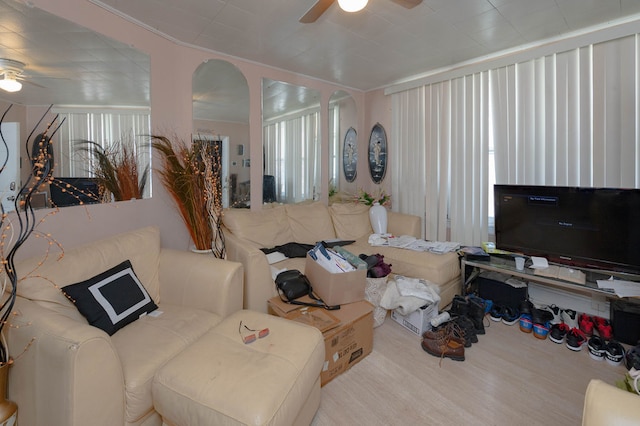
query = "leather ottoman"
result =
(152, 310, 325, 426)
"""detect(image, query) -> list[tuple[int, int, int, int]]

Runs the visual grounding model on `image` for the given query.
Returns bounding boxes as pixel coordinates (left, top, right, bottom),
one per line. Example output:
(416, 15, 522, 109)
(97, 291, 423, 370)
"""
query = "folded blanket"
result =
(379, 276, 440, 316)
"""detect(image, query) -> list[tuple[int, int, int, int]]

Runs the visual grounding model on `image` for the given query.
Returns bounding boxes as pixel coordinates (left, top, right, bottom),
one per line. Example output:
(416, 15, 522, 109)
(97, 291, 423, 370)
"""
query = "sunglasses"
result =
(239, 320, 270, 344)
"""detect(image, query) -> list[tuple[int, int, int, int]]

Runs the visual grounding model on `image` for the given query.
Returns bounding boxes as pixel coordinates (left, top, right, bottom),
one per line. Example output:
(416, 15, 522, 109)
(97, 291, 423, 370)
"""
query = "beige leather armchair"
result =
(582, 379, 640, 425)
(7, 227, 244, 426)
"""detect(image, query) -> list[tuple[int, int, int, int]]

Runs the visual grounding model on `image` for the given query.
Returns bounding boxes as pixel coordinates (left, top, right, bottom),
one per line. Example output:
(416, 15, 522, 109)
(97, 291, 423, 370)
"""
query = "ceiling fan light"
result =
(337, 0, 368, 13)
(0, 77, 22, 93)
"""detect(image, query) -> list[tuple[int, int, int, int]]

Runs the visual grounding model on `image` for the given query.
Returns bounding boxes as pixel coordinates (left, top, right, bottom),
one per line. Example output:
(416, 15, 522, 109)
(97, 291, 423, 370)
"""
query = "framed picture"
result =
(368, 123, 387, 183)
(342, 127, 357, 183)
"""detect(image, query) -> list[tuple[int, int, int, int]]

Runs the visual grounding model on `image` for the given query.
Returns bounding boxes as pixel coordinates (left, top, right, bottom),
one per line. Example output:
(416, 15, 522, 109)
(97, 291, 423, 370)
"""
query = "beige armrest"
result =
(388, 211, 421, 238)
(223, 230, 275, 313)
(8, 297, 124, 426)
(158, 249, 243, 318)
(582, 379, 640, 425)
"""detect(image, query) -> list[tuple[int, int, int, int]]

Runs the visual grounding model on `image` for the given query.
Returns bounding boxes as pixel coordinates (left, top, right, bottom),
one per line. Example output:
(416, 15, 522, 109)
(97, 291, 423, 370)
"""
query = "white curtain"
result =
(55, 109, 151, 184)
(263, 110, 320, 203)
(392, 33, 640, 246)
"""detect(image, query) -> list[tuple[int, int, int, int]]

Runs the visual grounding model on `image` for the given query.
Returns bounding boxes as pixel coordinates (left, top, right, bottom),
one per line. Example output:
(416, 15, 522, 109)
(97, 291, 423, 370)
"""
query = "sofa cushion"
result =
(62, 260, 158, 336)
(348, 237, 461, 285)
(286, 202, 336, 245)
(110, 303, 221, 423)
(15, 226, 162, 321)
(329, 203, 373, 240)
(223, 205, 294, 247)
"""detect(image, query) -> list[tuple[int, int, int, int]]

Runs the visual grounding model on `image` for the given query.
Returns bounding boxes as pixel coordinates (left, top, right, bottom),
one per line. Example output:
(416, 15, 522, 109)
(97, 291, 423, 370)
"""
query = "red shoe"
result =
(578, 313, 594, 337)
(593, 316, 612, 340)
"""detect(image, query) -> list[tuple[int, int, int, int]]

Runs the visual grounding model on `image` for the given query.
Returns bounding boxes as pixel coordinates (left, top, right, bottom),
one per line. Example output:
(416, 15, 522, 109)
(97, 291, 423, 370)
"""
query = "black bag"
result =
(275, 270, 340, 310)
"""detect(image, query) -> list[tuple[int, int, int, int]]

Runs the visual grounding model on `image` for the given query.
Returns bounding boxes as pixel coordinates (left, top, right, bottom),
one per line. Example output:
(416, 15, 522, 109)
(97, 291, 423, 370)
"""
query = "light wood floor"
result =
(311, 316, 626, 425)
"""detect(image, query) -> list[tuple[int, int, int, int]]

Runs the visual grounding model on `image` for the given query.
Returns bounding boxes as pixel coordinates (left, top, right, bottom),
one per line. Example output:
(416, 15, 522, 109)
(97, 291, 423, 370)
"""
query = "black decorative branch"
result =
(0, 104, 65, 364)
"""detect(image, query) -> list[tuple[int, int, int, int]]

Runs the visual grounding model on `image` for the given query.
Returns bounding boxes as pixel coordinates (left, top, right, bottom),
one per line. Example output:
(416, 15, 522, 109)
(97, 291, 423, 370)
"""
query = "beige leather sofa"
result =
(6, 226, 293, 426)
(582, 379, 640, 425)
(223, 202, 461, 313)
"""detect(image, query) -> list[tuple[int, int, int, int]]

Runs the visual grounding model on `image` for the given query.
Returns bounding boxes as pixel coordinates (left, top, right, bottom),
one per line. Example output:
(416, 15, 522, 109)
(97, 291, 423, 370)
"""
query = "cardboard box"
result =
(304, 254, 367, 306)
(390, 303, 438, 337)
(268, 296, 374, 386)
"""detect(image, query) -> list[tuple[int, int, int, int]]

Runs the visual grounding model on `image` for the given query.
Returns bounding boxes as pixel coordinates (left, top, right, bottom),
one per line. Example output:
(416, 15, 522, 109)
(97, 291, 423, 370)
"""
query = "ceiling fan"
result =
(300, 0, 423, 23)
(0, 58, 47, 93)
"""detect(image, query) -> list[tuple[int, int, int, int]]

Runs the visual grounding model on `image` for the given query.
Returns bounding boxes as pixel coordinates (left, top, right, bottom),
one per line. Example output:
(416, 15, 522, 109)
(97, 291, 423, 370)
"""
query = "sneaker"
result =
(519, 299, 534, 316)
(489, 305, 504, 322)
(542, 305, 562, 324)
(519, 314, 533, 333)
(549, 323, 570, 344)
(625, 344, 640, 370)
(605, 341, 625, 366)
(579, 313, 595, 337)
(566, 328, 587, 351)
(531, 308, 554, 325)
(501, 306, 520, 326)
(562, 309, 578, 329)
(533, 322, 550, 340)
(587, 335, 606, 361)
(593, 316, 613, 340)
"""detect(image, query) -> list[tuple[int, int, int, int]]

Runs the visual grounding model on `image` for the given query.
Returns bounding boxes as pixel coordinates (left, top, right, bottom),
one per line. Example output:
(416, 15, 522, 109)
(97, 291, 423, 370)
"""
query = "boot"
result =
(466, 296, 486, 335)
(449, 295, 469, 317)
(421, 334, 465, 361)
(452, 315, 478, 345)
(423, 322, 466, 347)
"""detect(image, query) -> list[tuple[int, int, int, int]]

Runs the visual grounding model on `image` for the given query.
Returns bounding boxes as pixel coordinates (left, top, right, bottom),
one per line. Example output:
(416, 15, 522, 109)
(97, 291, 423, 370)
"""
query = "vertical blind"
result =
(55, 110, 151, 188)
(392, 33, 640, 246)
(263, 110, 320, 204)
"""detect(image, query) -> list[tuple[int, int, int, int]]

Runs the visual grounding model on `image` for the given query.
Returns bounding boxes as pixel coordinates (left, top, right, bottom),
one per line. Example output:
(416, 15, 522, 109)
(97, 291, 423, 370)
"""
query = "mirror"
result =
(262, 78, 321, 204)
(192, 59, 250, 208)
(328, 90, 357, 199)
(0, 0, 151, 210)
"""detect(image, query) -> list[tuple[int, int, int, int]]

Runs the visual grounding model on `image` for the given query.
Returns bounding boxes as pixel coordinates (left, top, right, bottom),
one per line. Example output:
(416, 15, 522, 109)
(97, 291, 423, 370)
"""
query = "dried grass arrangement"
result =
(75, 139, 149, 202)
(151, 135, 225, 256)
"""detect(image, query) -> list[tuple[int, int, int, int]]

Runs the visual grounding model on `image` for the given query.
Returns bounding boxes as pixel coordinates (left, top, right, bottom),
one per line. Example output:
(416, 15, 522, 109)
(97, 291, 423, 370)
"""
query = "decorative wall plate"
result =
(342, 127, 357, 182)
(368, 123, 387, 183)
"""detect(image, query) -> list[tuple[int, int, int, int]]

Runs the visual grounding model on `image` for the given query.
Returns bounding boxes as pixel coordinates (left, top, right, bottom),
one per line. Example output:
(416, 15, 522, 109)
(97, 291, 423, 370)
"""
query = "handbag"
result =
(275, 270, 339, 310)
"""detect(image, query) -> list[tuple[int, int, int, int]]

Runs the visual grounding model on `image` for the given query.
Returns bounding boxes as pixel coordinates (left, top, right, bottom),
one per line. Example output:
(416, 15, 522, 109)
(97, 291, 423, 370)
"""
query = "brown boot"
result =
(421, 335, 465, 362)
(422, 323, 466, 347)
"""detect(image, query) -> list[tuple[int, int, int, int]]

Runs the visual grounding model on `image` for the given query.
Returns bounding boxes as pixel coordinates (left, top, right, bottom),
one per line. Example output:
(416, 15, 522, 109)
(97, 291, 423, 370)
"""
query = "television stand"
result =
(461, 254, 640, 299)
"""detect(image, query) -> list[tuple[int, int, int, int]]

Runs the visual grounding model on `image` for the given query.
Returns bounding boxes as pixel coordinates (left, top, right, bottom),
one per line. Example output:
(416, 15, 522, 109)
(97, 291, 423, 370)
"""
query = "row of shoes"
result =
(419, 295, 490, 361)
(513, 300, 627, 365)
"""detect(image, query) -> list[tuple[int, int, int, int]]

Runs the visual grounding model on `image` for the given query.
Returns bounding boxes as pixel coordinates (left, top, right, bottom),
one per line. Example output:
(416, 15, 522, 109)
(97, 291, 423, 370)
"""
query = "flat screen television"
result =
(49, 177, 101, 207)
(494, 185, 640, 275)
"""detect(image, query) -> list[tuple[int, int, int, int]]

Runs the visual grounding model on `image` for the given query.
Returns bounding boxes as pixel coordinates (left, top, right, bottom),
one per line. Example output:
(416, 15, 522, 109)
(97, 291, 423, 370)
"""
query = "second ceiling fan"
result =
(300, 0, 423, 23)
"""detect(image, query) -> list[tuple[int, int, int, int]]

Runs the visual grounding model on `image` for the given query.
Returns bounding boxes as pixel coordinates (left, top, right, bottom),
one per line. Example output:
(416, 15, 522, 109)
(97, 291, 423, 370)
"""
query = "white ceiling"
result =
(0, 0, 149, 108)
(2, 0, 640, 118)
(97, 0, 640, 90)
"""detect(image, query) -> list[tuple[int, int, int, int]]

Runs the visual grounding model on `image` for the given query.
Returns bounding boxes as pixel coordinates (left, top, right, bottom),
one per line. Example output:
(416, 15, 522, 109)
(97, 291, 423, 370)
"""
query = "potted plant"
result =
(354, 188, 391, 234)
(150, 135, 225, 257)
(75, 139, 149, 202)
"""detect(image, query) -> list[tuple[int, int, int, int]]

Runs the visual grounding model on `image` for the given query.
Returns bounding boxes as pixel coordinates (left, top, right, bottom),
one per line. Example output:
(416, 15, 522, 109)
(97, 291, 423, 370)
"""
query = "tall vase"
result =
(0, 363, 17, 426)
(369, 202, 388, 234)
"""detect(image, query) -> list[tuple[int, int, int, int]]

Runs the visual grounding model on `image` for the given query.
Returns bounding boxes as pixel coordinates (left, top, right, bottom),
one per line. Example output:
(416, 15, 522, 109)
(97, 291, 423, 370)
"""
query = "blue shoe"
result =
(533, 321, 550, 339)
(489, 305, 504, 322)
(501, 306, 520, 326)
(519, 314, 533, 333)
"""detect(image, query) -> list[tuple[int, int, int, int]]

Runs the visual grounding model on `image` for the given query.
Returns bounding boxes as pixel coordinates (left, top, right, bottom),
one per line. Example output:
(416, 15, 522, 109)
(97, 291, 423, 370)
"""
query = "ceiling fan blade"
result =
(299, 0, 335, 23)
(390, 0, 423, 8)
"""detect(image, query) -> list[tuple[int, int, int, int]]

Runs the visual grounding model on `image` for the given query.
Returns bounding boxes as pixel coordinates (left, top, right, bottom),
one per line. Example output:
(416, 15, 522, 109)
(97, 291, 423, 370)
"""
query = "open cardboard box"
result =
(305, 253, 367, 306)
(268, 296, 374, 386)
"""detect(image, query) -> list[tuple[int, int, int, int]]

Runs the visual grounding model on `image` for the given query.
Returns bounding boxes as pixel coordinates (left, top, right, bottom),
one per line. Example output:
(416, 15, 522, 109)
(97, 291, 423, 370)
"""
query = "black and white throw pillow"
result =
(62, 260, 158, 335)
